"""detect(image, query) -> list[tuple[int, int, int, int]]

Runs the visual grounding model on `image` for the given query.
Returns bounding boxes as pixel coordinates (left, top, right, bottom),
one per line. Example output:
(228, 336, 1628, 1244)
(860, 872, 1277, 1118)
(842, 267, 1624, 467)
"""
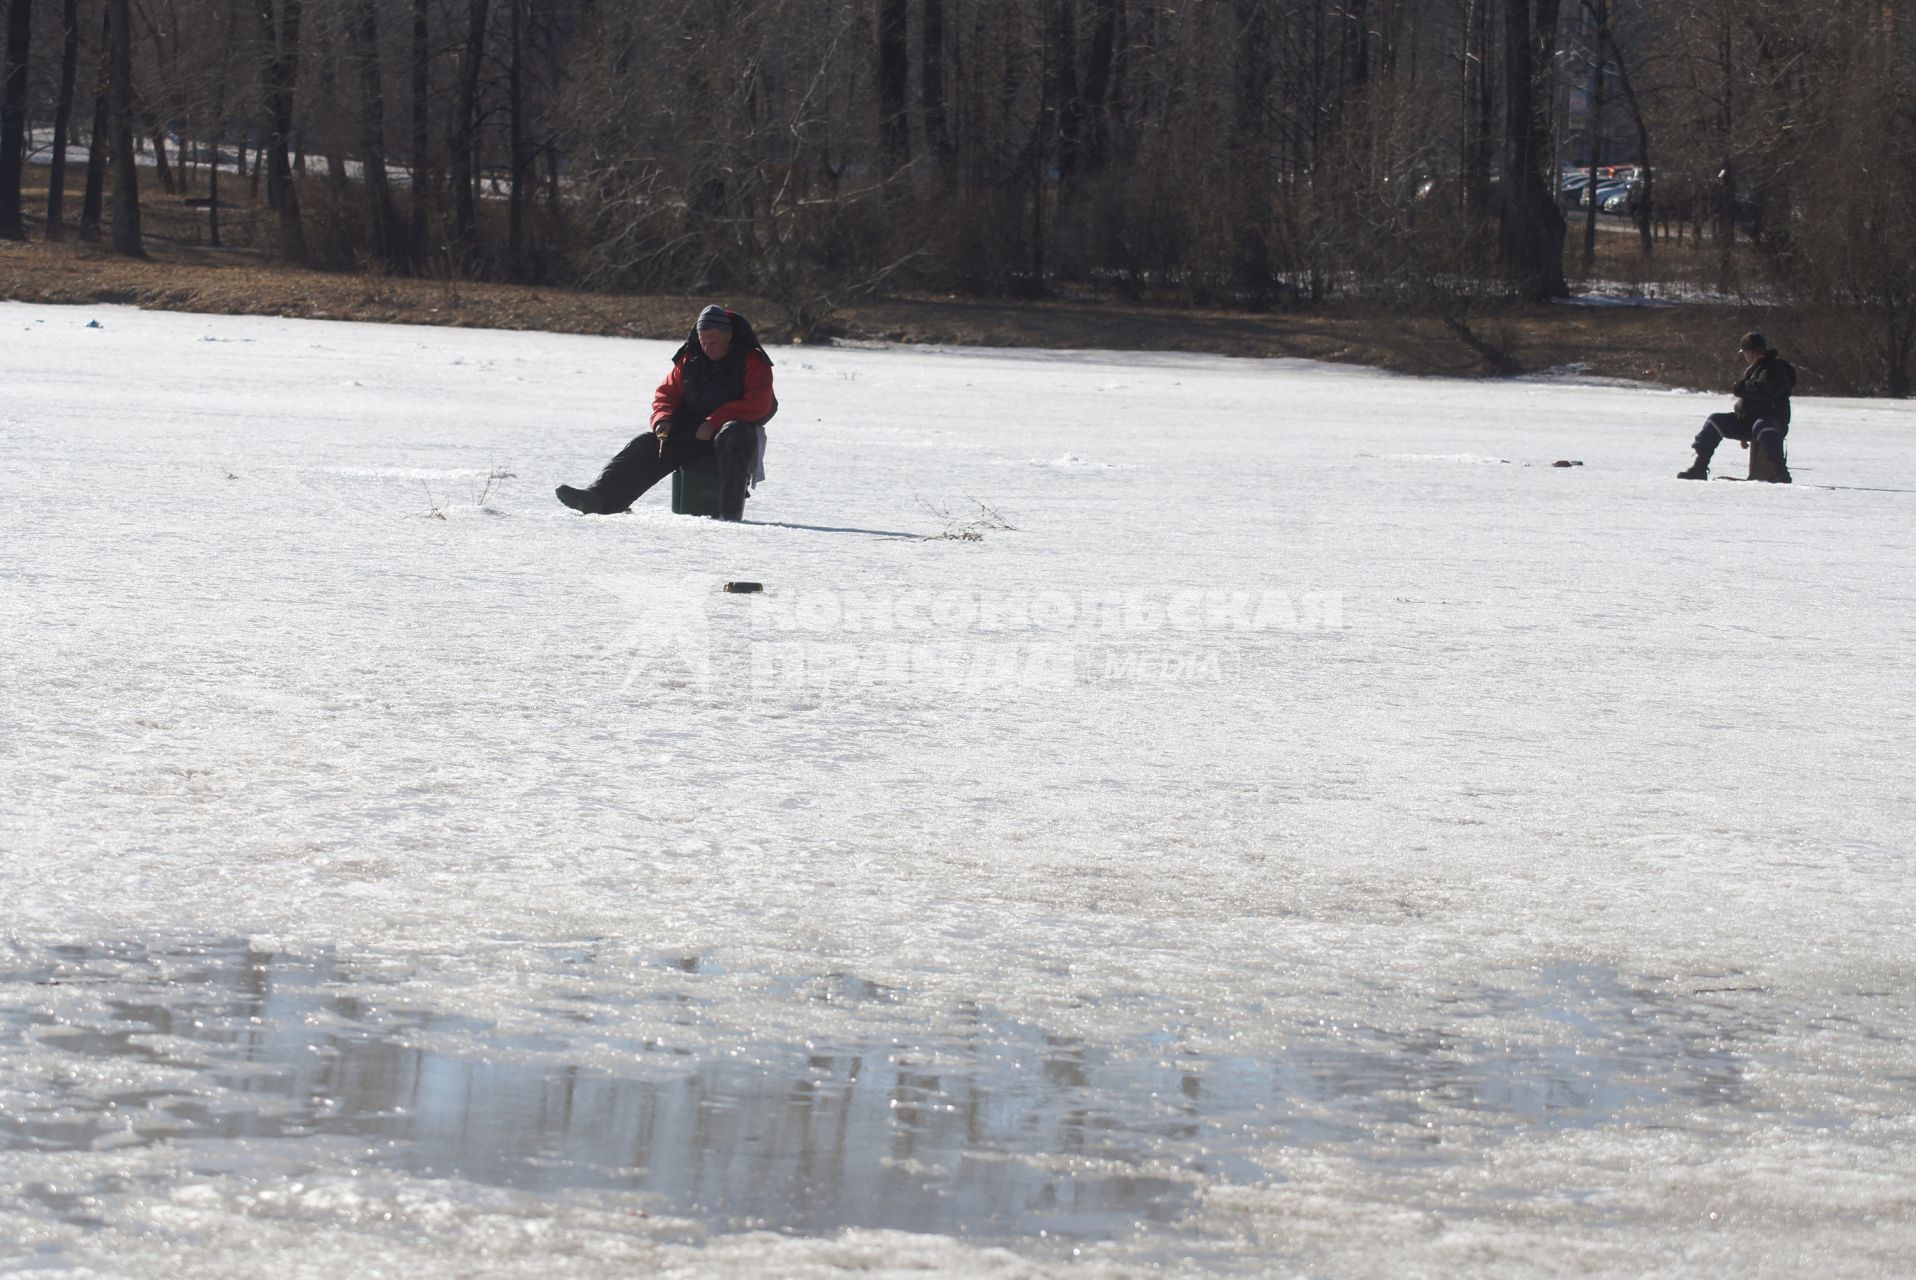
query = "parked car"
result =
(1582, 180, 1637, 213)
(1601, 183, 1641, 215)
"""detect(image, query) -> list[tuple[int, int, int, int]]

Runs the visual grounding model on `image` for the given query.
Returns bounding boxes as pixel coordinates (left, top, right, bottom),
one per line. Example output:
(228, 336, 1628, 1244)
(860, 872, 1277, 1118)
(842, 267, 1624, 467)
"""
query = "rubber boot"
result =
(1676, 451, 1710, 480)
(555, 484, 602, 514)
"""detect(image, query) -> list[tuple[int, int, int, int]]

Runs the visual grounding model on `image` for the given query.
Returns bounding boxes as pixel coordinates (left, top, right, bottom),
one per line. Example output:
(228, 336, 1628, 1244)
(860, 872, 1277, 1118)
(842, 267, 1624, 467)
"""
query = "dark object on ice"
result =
(556, 307, 777, 522)
(1552, 460, 1583, 467)
(724, 581, 763, 593)
(1746, 437, 1791, 483)
(1680, 334, 1795, 483)
(673, 457, 724, 517)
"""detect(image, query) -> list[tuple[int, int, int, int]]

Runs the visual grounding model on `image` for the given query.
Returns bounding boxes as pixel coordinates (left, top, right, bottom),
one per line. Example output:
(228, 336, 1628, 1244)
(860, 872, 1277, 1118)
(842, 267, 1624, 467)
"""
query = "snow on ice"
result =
(2, 300, 1913, 1276)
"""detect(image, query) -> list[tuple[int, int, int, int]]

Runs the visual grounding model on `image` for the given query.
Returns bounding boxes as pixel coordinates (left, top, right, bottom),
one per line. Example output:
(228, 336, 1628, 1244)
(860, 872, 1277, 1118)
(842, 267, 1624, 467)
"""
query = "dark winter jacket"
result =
(1733, 352, 1796, 426)
(650, 310, 777, 430)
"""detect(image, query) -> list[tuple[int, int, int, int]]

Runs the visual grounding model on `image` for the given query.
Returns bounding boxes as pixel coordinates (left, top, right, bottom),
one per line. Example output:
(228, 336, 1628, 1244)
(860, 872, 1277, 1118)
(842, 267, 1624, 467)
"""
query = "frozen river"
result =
(2, 301, 1912, 1276)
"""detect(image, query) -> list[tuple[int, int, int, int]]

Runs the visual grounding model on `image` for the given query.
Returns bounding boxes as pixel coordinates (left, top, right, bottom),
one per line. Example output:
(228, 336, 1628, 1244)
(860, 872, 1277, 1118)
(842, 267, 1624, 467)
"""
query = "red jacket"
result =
(650, 344, 776, 430)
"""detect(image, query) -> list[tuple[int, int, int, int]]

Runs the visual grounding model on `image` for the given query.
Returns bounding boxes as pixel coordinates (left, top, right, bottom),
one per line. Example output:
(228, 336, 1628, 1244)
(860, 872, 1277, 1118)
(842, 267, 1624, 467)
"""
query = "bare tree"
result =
(1498, 0, 1567, 299)
(408, 0, 428, 261)
(1577, 0, 1605, 276)
(107, 0, 143, 254)
(349, 0, 402, 267)
(1773, 0, 1916, 395)
(1602, 17, 1653, 254)
(257, 0, 309, 261)
(45, 0, 83, 238)
(0, 0, 1889, 395)
(0, 0, 32, 238)
(920, 0, 952, 176)
(447, 0, 488, 269)
(80, 4, 108, 239)
(1231, 0, 1276, 303)
(876, 0, 908, 174)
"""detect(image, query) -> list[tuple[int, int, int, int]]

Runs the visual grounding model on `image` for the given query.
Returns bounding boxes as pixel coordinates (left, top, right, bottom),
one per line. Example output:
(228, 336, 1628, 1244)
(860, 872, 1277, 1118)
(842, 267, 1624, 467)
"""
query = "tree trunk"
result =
(1498, 0, 1567, 300)
(877, 0, 909, 176)
(506, 0, 525, 271)
(107, 0, 143, 256)
(0, 0, 32, 239)
(258, 0, 310, 263)
(322, 46, 348, 192)
(1104, 0, 1130, 165)
(1603, 25, 1653, 255)
(1232, 0, 1274, 302)
(921, 0, 952, 175)
(410, 0, 429, 264)
(1462, 0, 1495, 218)
(448, 0, 489, 268)
(1749, 20, 1794, 255)
(46, 0, 81, 239)
(209, 126, 221, 245)
(1886, 301, 1912, 399)
(1080, 0, 1116, 174)
(1579, 0, 1604, 277)
(352, 0, 402, 268)
(1347, 0, 1369, 98)
(198, 0, 237, 246)
(144, 111, 175, 193)
(1714, 18, 1735, 266)
(80, 7, 109, 239)
(1046, 0, 1082, 195)
(1308, 1, 1323, 169)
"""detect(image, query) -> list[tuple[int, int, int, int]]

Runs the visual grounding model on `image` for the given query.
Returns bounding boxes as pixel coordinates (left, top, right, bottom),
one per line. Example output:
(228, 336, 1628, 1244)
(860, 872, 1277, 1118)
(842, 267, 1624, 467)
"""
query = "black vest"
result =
(677, 347, 750, 423)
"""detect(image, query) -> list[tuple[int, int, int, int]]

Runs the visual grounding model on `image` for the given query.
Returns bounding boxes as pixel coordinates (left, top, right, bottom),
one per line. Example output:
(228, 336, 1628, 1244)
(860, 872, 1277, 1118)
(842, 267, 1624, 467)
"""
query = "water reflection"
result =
(0, 942, 1760, 1242)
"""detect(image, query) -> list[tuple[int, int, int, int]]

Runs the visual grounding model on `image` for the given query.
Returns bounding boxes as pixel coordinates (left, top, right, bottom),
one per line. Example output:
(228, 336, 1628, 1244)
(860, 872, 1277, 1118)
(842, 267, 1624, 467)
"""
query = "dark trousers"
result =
(1694, 411, 1787, 465)
(589, 416, 766, 519)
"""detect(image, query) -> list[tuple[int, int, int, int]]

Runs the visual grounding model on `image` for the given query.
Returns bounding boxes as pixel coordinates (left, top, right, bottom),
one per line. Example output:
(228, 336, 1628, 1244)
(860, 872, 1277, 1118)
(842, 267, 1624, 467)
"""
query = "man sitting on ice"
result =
(1678, 331, 1795, 483)
(557, 305, 776, 520)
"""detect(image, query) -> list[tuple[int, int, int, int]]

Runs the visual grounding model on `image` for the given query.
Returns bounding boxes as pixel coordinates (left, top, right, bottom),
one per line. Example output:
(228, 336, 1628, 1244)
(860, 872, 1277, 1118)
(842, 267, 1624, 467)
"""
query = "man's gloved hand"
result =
(653, 419, 672, 440)
(695, 421, 717, 442)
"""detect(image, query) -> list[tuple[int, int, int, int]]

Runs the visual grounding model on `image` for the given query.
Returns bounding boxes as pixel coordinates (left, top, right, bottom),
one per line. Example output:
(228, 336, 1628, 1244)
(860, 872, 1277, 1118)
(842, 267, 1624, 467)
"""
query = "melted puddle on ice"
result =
(0, 941, 1759, 1243)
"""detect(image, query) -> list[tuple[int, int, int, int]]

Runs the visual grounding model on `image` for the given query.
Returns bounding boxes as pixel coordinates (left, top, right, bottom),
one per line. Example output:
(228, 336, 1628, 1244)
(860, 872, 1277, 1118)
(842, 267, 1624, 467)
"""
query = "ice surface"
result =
(2, 301, 1913, 1275)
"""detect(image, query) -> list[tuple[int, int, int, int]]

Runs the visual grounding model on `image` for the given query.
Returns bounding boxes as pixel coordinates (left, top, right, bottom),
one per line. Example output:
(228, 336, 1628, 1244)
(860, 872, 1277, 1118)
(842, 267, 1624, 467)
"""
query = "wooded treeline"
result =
(2, 0, 1913, 391)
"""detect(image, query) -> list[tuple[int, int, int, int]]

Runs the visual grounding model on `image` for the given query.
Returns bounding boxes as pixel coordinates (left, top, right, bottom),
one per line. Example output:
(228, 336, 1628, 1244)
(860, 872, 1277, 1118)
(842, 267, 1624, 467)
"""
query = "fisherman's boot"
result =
(1676, 450, 1710, 480)
(555, 484, 603, 513)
